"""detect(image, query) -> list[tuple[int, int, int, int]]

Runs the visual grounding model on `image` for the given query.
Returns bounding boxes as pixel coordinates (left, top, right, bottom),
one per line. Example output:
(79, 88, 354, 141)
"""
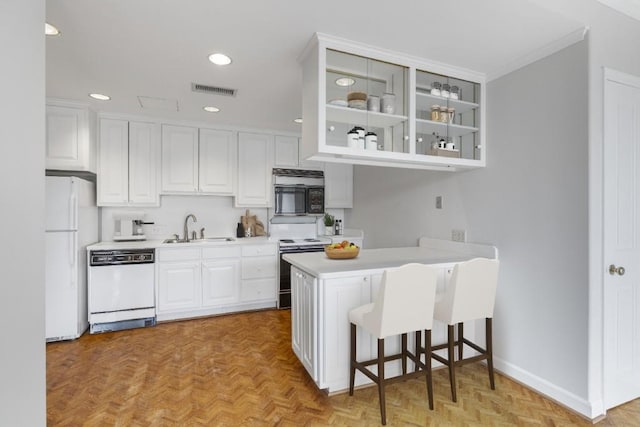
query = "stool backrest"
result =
(364, 263, 438, 339)
(436, 258, 500, 325)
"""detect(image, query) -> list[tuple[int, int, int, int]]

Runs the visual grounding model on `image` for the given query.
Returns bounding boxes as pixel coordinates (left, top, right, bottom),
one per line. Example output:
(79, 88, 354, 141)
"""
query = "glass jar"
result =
(381, 93, 395, 114)
(367, 95, 380, 112)
(447, 107, 455, 124)
(430, 82, 441, 96)
(430, 105, 440, 121)
(439, 106, 448, 123)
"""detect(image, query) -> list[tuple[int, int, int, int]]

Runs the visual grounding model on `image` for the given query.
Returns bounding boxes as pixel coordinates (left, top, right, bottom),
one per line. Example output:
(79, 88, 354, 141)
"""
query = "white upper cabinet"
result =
(161, 125, 236, 195)
(97, 118, 159, 206)
(324, 162, 353, 208)
(236, 132, 274, 207)
(199, 128, 236, 195)
(274, 135, 299, 167)
(46, 100, 96, 173)
(161, 124, 199, 193)
(299, 33, 486, 171)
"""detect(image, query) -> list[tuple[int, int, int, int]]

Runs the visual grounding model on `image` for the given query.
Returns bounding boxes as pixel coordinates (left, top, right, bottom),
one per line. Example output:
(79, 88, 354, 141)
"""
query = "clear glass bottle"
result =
(430, 105, 440, 121)
(430, 82, 441, 96)
(441, 83, 450, 98)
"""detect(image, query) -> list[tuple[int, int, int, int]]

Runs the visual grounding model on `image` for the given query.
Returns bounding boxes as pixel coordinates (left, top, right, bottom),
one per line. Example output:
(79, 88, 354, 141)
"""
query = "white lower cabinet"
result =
(291, 267, 317, 380)
(240, 244, 277, 303)
(156, 243, 276, 321)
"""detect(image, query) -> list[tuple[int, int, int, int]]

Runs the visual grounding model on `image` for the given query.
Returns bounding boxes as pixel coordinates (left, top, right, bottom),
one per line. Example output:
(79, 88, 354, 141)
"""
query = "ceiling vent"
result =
(191, 83, 237, 97)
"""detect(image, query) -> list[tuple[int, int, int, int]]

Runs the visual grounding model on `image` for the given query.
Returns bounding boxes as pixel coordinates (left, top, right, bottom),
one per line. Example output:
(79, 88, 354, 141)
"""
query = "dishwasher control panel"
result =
(90, 249, 155, 266)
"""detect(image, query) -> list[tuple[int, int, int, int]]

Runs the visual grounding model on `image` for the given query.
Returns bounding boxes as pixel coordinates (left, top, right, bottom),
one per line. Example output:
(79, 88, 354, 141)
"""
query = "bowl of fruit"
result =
(325, 240, 360, 259)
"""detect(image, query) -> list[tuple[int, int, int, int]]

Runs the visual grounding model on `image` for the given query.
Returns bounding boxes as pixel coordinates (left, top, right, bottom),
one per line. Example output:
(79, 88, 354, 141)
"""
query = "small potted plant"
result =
(323, 213, 335, 236)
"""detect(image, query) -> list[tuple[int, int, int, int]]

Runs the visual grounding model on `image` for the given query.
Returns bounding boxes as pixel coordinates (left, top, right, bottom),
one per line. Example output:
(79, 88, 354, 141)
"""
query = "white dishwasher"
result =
(88, 248, 156, 333)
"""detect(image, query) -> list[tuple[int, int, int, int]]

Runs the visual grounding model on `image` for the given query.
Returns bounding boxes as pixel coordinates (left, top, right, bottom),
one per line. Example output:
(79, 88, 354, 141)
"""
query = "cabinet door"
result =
(301, 271, 317, 379)
(46, 104, 91, 171)
(129, 121, 159, 205)
(324, 162, 353, 208)
(202, 258, 240, 307)
(157, 261, 201, 312)
(161, 125, 198, 193)
(291, 268, 304, 360)
(236, 132, 274, 207)
(97, 118, 129, 205)
(274, 135, 299, 167)
(321, 275, 371, 389)
(199, 128, 236, 194)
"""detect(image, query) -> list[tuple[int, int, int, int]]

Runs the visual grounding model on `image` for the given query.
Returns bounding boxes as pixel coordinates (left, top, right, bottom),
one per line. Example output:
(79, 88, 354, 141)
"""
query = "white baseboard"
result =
(493, 356, 603, 420)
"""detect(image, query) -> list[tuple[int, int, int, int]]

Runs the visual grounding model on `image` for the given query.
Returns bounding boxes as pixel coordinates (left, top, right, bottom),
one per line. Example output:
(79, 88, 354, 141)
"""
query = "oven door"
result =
(274, 185, 306, 215)
(279, 245, 325, 309)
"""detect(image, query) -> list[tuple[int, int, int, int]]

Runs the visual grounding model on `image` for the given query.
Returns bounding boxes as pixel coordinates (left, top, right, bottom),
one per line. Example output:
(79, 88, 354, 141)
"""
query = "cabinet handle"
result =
(363, 277, 367, 282)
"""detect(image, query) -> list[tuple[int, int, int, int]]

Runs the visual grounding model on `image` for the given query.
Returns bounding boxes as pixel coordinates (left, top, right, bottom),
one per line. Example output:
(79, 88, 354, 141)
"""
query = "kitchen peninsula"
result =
(283, 237, 497, 393)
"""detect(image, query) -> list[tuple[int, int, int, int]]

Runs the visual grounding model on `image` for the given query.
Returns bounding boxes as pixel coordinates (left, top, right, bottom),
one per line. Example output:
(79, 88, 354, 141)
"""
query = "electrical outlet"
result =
(436, 196, 442, 209)
(150, 225, 167, 236)
(451, 229, 466, 242)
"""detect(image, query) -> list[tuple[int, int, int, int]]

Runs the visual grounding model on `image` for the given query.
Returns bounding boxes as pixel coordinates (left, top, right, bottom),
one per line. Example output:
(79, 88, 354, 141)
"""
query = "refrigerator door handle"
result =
(69, 193, 77, 230)
(69, 233, 77, 285)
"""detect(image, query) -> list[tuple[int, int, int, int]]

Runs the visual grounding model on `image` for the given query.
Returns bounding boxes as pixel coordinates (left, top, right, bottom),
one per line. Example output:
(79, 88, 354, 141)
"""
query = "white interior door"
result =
(603, 69, 640, 409)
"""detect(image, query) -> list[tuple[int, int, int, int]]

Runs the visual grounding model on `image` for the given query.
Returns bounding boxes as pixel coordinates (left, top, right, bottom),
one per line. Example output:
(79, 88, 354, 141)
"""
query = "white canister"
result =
(381, 93, 395, 114)
(353, 126, 365, 149)
(445, 141, 455, 150)
(367, 95, 380, 112)
(347, 129, 359, 149)
(365, 132, 378, 150)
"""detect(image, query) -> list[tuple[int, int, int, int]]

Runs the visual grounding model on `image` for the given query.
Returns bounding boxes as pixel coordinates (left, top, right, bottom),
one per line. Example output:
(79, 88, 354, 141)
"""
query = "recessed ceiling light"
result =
(89, 93, 110, 101)
(203, 106, 220, 113)
(208, 53, 232, 66)
(335, 77, 355, 87)
(45, 23, 60, 36)
(293, 118, 303, 124)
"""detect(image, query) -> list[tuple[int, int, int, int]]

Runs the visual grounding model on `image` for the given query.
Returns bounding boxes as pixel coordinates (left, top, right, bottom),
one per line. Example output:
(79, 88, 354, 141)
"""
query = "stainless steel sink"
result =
(162, 238, 189, 244)
(162, 237, 235, 244)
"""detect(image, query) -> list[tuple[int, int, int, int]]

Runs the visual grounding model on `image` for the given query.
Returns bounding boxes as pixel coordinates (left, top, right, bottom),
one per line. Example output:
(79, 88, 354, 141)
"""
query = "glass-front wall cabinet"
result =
(301, 33, 485, 170)
(325, 49, 409, 155)
(415, 70, 481, 162)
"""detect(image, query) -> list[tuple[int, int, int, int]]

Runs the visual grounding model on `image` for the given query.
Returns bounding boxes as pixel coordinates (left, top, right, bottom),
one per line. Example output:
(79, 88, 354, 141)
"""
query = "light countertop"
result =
(87, 236, 276, 251)
(283, 246, 474, 279)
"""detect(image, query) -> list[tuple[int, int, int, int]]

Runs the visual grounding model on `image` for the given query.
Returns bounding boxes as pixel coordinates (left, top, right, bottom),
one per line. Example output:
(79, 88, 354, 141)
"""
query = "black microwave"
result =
(273, 168, 325, 216)
(274, 185, 324, 215)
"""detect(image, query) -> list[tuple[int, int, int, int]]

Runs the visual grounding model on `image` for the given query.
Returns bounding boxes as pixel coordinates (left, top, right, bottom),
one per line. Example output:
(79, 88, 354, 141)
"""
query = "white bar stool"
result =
(431, 257, 500, 402)
(348, 263, 438, 425)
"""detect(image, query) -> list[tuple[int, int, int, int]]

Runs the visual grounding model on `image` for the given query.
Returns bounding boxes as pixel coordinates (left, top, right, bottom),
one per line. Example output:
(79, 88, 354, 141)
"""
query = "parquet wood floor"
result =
(47, 309, 639, 426)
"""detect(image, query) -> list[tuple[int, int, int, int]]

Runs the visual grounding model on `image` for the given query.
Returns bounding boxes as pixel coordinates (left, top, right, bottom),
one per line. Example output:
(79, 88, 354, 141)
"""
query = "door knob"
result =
(609, 264, 626, 276)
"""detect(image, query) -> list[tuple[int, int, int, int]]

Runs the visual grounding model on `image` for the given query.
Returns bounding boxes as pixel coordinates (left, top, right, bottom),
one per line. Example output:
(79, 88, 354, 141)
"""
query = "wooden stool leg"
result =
(486, 318, 495, 390)
(425, 329, 434, 410)
(349, 323, 356, 396)
(458, 322, 464, 361)
(377, 338, 386, 425)
(414, 331, 422, 372)
(447, 324, 457, 402)
(401, 333, 407, 375)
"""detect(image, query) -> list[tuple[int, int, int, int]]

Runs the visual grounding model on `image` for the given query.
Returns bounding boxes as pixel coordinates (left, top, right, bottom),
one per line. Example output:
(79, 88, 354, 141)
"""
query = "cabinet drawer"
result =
(202, 246, 242, 259)
(157, 247, 200, 262)
(241, 278, 276, 302)
(241, 244, 277, 257)
(242, 256, 277, 279)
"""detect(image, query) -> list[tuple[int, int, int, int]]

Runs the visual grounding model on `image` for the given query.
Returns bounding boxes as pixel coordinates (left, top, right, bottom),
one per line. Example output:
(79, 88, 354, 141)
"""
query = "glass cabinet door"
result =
(415, 69, 481, 161)
(325, 49, 409, 154)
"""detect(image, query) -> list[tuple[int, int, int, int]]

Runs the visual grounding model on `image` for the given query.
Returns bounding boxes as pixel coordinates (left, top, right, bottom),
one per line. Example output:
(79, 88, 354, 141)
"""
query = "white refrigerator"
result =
(45, 176, 98, 341)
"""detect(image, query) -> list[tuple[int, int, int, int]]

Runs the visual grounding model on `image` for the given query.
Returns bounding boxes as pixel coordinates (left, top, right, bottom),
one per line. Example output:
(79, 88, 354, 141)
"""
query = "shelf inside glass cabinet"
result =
(326, 104, 408, 128)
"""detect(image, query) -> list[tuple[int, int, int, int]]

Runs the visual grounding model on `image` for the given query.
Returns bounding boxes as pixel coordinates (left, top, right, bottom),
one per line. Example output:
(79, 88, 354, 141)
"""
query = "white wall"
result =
(348, 40, 590, 413)
(0, 0, 46, 425)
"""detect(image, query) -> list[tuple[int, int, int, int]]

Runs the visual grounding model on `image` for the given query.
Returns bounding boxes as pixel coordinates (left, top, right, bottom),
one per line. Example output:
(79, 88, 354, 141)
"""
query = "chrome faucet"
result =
(183, 214, 197, 241)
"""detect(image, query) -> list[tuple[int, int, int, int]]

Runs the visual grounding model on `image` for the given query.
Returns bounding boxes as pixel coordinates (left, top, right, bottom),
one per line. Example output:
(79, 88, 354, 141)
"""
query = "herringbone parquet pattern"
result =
(47, 309, 639, 426)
